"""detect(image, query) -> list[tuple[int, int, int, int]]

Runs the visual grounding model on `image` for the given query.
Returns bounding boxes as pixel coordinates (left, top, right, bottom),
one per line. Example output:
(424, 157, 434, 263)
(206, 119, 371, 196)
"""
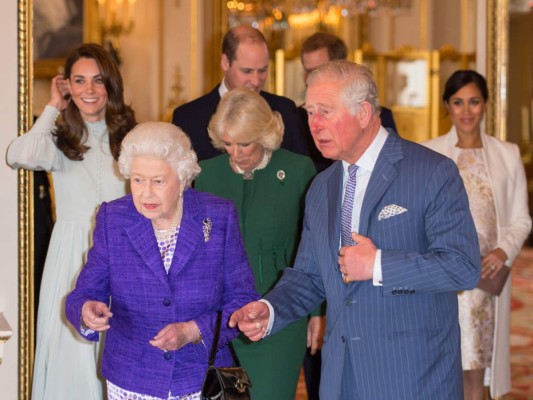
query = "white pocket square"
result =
(378, 204, 408, 221)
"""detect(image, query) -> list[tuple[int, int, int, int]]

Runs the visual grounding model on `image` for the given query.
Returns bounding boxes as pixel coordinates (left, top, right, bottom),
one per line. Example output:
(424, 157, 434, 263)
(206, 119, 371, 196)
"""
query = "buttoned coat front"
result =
(423, 127, 532, 398)
(66, 189, 258, 398)
(265, 132, 482, 400)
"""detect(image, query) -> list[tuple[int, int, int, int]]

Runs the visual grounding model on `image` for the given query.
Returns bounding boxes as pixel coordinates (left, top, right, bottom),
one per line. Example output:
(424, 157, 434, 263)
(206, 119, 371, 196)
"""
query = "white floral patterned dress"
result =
(456, 147, 496, 370)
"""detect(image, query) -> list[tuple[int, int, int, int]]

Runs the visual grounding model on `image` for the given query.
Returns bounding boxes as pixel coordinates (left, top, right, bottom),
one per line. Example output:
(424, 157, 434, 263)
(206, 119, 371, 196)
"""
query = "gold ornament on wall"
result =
(97, 0, 136, 64)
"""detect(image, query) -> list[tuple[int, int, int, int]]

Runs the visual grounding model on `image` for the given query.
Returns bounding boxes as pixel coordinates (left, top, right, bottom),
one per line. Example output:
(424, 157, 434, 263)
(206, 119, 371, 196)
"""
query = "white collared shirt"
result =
(341, 126, 388, 286)
(218, 80, 229, 97)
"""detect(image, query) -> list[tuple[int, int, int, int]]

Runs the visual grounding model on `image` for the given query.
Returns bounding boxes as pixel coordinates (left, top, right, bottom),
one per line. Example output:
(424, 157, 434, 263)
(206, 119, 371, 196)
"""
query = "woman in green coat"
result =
(195, 88, 316, 400)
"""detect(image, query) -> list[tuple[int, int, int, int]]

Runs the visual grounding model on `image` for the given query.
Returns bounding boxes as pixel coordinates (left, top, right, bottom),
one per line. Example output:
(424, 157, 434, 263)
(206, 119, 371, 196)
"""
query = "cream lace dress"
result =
(456, 147, 496, 370)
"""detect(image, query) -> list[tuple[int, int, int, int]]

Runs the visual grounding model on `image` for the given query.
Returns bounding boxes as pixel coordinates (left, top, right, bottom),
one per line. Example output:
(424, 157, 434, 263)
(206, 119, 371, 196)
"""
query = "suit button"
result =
(410, 289, 415, 294)
(341, 336, 346, 343)
(344, 299, 352, 306)
(164, 352, 172, 360)
(163, 298, 171, 306)
(392, 290, 398, 295)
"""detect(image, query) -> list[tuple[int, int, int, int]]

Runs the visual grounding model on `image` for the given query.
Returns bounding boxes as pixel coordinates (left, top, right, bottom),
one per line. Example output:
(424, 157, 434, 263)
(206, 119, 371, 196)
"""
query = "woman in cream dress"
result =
(7, 44, 136, 400)
(423, 70, 531, 400)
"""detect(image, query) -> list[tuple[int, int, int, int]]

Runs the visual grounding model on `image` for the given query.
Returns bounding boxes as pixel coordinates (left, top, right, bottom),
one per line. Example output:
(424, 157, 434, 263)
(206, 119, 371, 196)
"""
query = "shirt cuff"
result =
(373, 249, 383, 286)
(80, 319, 95, 336)
(258, 299, 274, 337)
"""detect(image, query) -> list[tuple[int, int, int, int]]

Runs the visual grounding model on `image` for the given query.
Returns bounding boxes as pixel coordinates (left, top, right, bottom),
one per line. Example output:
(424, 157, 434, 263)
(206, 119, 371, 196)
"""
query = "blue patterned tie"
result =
(341, 164, 358, 246)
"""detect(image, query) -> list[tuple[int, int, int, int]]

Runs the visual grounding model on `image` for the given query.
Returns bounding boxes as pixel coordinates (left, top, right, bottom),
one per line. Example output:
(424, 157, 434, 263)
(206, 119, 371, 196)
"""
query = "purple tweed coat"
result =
(66, 188, 258, 398)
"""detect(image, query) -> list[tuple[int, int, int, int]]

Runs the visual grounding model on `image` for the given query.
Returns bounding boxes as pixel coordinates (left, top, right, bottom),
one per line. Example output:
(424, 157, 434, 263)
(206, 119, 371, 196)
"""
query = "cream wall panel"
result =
(118, 0, 207, 122)
(0, 0, 20, 398)
(120, 0, 159, 122)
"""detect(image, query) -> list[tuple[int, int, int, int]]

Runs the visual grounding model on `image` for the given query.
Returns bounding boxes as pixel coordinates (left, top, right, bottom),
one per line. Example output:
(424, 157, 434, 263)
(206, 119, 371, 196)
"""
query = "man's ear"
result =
(358, 101, 373, 128)
(221, 54, 230, 72)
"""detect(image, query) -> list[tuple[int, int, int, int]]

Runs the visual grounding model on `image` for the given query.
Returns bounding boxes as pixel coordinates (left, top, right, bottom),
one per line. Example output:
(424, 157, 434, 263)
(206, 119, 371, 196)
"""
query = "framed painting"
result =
(33, 0, 101, 78)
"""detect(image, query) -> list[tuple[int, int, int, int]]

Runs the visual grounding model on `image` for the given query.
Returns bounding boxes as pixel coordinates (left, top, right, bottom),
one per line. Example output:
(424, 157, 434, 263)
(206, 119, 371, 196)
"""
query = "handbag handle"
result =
(208, 311, 222, 367)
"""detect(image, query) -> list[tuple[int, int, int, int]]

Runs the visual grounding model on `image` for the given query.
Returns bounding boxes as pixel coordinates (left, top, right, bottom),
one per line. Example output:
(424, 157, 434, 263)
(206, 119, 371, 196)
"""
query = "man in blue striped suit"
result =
(230, 60, 481, 399)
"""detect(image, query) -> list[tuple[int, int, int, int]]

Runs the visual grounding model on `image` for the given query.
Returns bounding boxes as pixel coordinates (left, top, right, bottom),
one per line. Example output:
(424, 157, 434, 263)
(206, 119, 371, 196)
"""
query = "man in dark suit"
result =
(172, 25, 307, 161)
(299, 32, 397, 172)
(230, 61, 481, 399)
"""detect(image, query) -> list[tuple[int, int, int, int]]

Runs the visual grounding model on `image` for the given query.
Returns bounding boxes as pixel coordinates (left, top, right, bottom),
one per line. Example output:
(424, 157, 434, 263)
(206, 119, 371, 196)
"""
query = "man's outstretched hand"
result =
(229, 301, 271, 342)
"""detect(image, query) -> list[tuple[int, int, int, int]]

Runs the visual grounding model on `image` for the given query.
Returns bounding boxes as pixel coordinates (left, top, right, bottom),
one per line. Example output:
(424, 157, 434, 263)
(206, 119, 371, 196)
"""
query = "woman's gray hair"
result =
(208, 88, 284, 152)
(307, 60, 381, 116)
(118, 122, 201, 187)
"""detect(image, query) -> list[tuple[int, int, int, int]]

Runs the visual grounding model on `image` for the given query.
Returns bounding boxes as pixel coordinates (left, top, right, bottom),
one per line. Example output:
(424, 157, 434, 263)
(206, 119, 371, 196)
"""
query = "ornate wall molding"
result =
(486, 0, 508, 140)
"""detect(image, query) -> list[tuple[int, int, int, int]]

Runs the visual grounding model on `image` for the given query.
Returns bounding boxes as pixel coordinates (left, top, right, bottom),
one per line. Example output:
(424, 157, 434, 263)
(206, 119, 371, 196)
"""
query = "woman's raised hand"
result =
(47, 74, 71, 111)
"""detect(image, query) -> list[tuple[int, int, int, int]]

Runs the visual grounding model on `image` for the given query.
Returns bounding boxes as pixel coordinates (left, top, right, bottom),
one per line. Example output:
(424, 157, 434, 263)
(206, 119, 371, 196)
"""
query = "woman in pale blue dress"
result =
(6, 43, 136, 400)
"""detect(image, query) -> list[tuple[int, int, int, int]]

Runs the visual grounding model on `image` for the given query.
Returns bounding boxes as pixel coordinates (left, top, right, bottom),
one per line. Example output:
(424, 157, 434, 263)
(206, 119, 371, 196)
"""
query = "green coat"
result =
(196, 149, 316, 400)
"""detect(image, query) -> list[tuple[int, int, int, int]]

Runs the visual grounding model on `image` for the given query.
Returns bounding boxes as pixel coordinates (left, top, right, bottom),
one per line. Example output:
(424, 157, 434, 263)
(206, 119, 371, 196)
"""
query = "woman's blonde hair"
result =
(208, 88, 284, 151)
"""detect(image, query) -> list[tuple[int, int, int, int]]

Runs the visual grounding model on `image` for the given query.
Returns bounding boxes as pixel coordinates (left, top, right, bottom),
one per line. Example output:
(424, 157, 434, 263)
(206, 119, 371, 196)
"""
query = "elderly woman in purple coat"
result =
(66, 121, 258, 400)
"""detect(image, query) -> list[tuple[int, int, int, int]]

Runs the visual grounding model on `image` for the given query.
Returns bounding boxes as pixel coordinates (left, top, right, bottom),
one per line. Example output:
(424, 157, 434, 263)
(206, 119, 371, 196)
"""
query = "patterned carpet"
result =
(296, 247, 533, 399)
(508, 247, 533, 400)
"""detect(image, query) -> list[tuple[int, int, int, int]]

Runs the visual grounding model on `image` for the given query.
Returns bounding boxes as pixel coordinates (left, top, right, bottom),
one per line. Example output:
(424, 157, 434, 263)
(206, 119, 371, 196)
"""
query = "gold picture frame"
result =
(33, 0, 101, 78)
(17, 0, 101, 398)
(17, 1, 511, 399)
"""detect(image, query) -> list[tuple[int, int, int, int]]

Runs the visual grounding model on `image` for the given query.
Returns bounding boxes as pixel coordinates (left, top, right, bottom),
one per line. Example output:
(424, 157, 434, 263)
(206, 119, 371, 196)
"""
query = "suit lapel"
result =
(359, 132, 403, 235)
(168, 189, 204, 280)
(207, 85, 222, 111)
(125, 210, 169, 287)
(328, 162, 344, 260)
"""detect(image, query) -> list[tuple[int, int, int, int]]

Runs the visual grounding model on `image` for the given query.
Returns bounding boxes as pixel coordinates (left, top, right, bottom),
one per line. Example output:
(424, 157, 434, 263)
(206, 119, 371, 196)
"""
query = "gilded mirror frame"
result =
(16, 1, 509, 398)
(18, 0, 33, 398)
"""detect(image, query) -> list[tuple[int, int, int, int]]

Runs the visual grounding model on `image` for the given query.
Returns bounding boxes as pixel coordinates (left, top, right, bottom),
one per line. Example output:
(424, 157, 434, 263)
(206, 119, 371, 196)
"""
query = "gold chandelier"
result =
(226, 0, 413, 21)
(226, 0, 413, 38)
(225, 0, 413, 52)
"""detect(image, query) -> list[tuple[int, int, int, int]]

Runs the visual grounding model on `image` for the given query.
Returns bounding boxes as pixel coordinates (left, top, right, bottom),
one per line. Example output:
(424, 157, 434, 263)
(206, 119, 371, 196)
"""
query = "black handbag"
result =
(201, 312, 252, 400)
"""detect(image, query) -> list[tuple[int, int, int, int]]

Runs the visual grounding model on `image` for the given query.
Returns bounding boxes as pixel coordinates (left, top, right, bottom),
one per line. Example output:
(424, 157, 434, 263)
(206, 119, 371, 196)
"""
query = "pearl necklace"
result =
(153, 194, 184, 244)
(232, 149, 272, 180)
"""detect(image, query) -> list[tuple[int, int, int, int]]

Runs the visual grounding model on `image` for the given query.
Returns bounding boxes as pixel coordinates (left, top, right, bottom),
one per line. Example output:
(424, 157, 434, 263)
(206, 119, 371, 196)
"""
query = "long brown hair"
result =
(54, 43, 136, 160)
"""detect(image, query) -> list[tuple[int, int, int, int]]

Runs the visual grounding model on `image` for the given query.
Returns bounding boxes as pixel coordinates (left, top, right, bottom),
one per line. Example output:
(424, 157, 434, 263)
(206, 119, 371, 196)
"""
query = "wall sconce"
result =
(97, 0, 136, 64)
(0, 313, 13, 365)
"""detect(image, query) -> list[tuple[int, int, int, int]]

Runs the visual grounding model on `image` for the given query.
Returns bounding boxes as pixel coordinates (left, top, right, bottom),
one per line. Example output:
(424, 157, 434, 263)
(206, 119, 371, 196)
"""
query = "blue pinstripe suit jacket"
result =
(265, 131, 481, 400)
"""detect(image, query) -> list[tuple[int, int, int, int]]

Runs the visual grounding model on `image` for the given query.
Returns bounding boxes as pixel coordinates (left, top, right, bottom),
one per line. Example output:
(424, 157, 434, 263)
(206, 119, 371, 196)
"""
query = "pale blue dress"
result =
(7, 105, 127, 400)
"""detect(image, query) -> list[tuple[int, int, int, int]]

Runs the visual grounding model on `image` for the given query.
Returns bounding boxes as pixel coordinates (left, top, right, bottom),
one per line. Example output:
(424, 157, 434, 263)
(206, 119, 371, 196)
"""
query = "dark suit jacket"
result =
(298, 106, 398, 172)
(264, 131, 481, 399)
(172, 85, 308, 161)
(66, 189, 258, 398)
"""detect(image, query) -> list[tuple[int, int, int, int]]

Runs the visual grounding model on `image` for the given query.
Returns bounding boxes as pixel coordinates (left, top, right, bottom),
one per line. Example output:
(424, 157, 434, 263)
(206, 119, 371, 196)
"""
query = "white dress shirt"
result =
(341, 126, 388, 286)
